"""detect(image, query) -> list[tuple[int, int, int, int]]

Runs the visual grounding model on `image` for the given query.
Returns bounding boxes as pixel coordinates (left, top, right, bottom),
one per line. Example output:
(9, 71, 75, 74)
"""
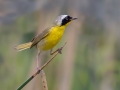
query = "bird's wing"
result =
(30, 27, 51, 48)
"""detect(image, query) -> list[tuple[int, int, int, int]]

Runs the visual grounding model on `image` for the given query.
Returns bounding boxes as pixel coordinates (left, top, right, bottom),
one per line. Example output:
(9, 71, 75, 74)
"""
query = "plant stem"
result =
(16, 42, 66, 90)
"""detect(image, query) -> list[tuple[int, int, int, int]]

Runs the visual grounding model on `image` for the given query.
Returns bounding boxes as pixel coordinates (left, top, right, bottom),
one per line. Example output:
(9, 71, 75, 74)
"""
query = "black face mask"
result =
(61, 16, 72, 26)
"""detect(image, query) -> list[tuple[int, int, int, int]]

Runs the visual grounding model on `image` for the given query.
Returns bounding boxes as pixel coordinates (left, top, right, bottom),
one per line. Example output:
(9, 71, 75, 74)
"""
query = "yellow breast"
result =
(39, 26, 66, 51)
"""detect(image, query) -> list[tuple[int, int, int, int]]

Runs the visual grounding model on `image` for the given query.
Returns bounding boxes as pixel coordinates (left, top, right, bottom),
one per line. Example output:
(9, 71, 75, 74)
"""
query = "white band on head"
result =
(60, 15, 68, 20)
(55, 15, 68, 26)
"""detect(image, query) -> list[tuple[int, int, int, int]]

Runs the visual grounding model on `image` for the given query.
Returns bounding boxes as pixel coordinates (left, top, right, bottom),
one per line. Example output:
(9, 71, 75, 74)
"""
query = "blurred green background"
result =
(0, 0, 120, 90)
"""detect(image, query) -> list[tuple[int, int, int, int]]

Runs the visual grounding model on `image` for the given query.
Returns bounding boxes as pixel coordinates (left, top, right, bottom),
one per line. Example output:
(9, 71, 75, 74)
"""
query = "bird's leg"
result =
(36, 51, 41, 70)
(50, 42, 67, 55)
(50, 48, 62, 55)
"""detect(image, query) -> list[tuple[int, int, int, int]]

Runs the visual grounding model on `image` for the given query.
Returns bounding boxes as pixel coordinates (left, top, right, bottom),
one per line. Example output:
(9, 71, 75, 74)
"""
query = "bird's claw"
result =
(57, 47, 62, 54)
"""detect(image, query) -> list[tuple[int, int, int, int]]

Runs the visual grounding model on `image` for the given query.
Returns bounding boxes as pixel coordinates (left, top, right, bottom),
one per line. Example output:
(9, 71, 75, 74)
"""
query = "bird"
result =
(15, 15, 77, 69)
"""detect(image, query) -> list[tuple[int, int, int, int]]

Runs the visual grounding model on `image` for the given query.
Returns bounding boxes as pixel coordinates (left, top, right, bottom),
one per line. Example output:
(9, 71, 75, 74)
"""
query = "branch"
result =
(41, 70, 48, 90)
(16, 42, 67, 90)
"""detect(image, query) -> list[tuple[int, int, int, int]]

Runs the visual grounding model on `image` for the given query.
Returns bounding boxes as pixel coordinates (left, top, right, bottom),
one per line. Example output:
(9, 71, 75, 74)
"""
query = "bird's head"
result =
(54, 15, 77, 26)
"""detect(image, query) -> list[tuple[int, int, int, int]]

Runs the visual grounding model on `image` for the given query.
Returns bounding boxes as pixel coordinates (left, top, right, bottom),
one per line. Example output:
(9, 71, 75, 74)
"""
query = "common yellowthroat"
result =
(15, 15, 77, 69)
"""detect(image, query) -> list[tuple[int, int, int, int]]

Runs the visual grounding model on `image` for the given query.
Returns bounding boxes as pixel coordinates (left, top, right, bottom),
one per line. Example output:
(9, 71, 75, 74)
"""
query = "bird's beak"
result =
(71, 17, 78, 20)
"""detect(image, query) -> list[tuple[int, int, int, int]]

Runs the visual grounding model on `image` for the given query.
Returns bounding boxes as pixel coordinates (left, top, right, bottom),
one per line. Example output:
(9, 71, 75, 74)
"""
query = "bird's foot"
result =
(57, 47, 62, 54)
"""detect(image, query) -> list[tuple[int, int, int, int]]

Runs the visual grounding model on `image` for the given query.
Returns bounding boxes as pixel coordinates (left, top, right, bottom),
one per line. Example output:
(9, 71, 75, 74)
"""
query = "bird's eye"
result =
(65, 16, 72, 20)
(65, 16, 68, 20)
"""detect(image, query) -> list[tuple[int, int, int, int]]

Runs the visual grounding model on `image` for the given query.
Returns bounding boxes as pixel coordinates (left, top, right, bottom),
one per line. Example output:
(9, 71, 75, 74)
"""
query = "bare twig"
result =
(41, 70, 48, 90)
(16, 42, 67, 90)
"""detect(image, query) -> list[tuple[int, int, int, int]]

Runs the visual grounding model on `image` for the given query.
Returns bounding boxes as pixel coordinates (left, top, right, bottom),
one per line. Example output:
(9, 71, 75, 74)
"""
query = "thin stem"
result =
(41, 70, 48, 90)
(16, 42, 67, 90)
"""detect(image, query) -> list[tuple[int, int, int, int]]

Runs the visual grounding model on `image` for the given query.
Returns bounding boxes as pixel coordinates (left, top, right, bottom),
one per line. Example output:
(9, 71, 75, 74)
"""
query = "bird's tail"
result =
(15, 42, 32, 51)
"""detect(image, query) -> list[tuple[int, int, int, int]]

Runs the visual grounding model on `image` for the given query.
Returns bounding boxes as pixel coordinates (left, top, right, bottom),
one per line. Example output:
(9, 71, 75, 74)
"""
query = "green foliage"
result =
(0, 13, 37, 90)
